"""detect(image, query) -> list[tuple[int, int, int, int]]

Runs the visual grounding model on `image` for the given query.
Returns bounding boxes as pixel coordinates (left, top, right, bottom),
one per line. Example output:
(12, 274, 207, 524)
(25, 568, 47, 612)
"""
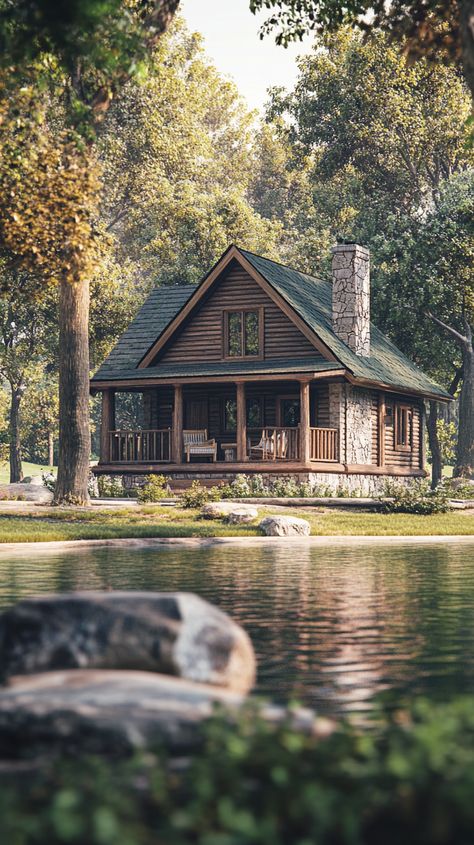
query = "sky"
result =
(180, 0, 313, 112)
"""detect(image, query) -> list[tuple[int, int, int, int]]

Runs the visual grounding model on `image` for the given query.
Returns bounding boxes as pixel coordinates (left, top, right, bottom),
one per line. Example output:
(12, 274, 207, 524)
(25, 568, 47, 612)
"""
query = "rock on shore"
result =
(0, 592, 256, 693)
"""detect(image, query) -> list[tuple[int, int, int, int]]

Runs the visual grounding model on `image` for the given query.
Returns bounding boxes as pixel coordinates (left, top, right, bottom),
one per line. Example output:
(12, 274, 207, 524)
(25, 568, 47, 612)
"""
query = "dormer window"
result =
(223, 308, 263, 359)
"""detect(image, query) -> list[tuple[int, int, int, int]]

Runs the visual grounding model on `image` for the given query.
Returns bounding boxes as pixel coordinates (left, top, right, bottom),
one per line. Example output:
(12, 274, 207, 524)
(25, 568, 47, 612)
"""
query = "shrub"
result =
(42, 471, 56, 493)
(136, 474, 169, 503)
(3, 697, 474, 845)
(180, 480, 219, 508)
(97, 475, 126, 498)
(219, 474, 316, 499)
(381, 478, 451, 514)
(444, 478, 474, 499)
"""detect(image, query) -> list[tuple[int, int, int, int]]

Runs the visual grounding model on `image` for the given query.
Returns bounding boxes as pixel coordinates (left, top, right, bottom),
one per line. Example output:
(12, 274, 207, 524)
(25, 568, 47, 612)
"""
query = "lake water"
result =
(0, 540, 473, 717)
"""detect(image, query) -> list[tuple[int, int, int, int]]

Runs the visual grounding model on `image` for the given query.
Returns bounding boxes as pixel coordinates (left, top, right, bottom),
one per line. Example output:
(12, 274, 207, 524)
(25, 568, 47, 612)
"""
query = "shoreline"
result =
(0, 533, 473, 556)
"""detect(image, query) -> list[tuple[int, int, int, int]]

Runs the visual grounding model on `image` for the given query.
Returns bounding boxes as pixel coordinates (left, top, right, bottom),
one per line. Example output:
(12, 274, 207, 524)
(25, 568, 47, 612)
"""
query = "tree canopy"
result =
(249, 0, 474, 102)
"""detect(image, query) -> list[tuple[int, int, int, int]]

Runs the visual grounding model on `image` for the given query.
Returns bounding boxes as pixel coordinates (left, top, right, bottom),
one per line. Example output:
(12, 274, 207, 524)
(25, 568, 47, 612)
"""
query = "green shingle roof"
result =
(240, 249, 450, 399)
(92, 246, 450, 400)
(94, 285, 195, 379)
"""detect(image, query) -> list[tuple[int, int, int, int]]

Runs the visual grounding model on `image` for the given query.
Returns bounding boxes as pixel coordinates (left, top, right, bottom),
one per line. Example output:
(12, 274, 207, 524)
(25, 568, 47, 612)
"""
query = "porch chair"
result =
(249, 429, 288, 460)
(182, 429, 217, 463)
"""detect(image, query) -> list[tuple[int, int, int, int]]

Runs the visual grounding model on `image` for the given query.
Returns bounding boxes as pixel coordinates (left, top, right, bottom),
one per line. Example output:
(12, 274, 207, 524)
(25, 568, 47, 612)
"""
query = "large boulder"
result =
(0, 669, 332, 761)
(201, 501, 259, 519)
(0, 483, 52, 503)
(0, 669, 244, 758)
(0, 592, 255, 693)
(259, 515, 311, 537)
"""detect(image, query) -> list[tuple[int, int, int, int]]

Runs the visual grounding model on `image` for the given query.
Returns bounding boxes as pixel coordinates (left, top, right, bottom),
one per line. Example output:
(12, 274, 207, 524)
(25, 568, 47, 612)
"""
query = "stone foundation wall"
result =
(117, 470, 413, 497)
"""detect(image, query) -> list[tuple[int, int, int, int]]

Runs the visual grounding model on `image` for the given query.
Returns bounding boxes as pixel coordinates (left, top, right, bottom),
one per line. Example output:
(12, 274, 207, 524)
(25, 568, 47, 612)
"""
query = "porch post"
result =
(299, 379, 311, 464)
(100, 389, 115, 464)
(236, 381, 247, 462)
(172, 384, 183, 464)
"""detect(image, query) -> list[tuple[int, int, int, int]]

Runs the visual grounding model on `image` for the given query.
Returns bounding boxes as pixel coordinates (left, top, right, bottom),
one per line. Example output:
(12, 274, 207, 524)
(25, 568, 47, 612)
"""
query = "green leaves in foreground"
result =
(3, 697, 474, 844)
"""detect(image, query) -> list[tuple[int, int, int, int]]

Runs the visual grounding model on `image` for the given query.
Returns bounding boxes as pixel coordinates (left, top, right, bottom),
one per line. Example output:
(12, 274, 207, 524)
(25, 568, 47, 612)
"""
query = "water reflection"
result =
(0, 541, 473, 716)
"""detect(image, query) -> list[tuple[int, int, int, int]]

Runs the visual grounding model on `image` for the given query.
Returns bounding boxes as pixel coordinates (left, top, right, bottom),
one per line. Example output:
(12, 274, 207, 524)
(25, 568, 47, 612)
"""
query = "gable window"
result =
(223, 308, 263, 359)
(394, 404, 412, 451)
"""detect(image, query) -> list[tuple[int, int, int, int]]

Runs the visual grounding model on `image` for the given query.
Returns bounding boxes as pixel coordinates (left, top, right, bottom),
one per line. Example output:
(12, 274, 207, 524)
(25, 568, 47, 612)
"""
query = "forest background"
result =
(0, 10, 472, 486)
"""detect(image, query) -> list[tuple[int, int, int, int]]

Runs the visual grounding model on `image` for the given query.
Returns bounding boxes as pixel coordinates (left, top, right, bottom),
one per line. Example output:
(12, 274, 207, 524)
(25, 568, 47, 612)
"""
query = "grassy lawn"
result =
(0, 504, 471, 543)
(0, 461, 56, 484)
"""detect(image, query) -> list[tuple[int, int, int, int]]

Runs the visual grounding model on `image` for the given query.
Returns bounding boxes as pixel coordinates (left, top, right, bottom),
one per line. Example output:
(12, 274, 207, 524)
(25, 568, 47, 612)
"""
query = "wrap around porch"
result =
(98, 378, 340, 470)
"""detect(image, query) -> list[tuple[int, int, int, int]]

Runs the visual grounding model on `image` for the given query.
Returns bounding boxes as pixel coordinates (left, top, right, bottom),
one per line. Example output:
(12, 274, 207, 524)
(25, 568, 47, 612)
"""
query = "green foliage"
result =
(181, 480, 219, 509)
(97, 475, 126, 498)
(137, 474, 168, 503)
(219, 473, 341, 498)
(381, 478, 451, 514)
(249, 0, 467, 99)
(4, 696, 474, 843)
(437, 419, 457, 466)
(98, 18, 280, 290)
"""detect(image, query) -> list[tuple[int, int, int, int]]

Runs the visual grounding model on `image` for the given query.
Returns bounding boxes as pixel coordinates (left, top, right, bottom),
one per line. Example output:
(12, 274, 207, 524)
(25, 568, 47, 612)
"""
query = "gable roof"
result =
(239, 250, 451, 399)
(92, 246, 450, 400)
(94, 285, 195, 379)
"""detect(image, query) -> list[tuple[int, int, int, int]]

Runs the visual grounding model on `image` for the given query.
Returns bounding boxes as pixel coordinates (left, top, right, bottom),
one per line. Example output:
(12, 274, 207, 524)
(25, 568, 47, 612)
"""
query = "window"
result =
(278, 396, 300, 427)
(224, 308, 262, 358)
(394, 404, 412, 450)
(224, 398, 237, 432)
(223, 397, 263, 431)
(246, 397, 263, 428)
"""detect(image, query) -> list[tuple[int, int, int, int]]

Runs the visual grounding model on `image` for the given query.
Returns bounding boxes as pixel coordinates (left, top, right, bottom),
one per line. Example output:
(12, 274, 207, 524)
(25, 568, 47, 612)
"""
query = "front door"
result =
(185, 398, 209, 431)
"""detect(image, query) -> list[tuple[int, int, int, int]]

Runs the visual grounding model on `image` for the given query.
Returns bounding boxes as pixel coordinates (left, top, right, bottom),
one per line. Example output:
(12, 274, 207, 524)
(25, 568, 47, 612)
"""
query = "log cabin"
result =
(91, 243, 450, 493)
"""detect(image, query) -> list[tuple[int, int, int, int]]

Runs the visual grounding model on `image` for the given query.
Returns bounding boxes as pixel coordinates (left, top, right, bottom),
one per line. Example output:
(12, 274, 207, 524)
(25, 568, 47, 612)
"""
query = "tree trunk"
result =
(459, 0, 474, 102)
(427, 401, 442, 489)
(47, 430, 54, 467)
(9, 387, 23, 483)
(54, 275, 90, 504)
(453, 335, 474, 478)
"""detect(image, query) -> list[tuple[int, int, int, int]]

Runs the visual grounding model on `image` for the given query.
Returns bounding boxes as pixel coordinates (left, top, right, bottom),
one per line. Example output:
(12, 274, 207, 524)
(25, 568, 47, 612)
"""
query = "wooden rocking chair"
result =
(182, 429, 217, 463)
(249, 429, 288, 460)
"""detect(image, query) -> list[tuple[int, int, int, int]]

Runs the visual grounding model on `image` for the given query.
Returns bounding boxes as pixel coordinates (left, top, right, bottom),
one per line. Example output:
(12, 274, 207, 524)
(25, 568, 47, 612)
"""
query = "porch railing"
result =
(248, 427, 300, 461)
(310, 427, 339, 462)
(110, 429, 171, 463)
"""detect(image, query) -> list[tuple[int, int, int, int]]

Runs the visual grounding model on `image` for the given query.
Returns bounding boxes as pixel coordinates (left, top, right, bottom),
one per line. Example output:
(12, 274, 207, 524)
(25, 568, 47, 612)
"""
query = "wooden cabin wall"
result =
(314, 384, 330, 427)
(383, 395, 422, 470)
(159, 261, 323, 364)
(370, 393, 379, 465)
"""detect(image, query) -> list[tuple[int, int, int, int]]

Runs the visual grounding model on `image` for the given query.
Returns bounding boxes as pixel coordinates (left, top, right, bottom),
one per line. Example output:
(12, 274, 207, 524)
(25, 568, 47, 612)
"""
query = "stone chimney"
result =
(331, 243, 370, 357)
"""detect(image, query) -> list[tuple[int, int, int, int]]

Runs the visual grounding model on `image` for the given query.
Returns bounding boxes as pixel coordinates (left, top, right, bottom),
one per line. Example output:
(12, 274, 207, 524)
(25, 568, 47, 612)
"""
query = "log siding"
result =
(159, 262, 321, 365)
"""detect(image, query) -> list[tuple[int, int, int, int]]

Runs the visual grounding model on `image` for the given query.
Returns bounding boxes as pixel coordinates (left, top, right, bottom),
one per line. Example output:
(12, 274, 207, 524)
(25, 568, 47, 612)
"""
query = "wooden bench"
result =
(183, 429, 217, 463)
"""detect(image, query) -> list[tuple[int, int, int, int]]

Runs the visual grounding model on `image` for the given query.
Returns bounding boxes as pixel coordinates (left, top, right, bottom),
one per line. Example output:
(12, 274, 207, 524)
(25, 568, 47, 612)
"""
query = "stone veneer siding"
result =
(329, 383, 373, 466)
(331, 244, 370, 357)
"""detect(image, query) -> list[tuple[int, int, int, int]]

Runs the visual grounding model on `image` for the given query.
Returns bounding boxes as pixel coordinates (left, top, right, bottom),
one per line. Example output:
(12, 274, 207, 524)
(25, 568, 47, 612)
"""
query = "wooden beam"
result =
(172, 384, 183, 464)
(377, 392, 385, 467)
(94, 461, 426, 478)
(236, 381, 247, 462)
(100, 389, 115, 464)
(91, 369, 347, 391)
(299, 380, 311, 464)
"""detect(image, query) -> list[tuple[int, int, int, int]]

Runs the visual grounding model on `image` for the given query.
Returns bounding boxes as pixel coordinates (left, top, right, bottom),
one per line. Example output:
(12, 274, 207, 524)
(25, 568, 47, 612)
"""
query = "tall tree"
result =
(0, 1, 180, 504)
